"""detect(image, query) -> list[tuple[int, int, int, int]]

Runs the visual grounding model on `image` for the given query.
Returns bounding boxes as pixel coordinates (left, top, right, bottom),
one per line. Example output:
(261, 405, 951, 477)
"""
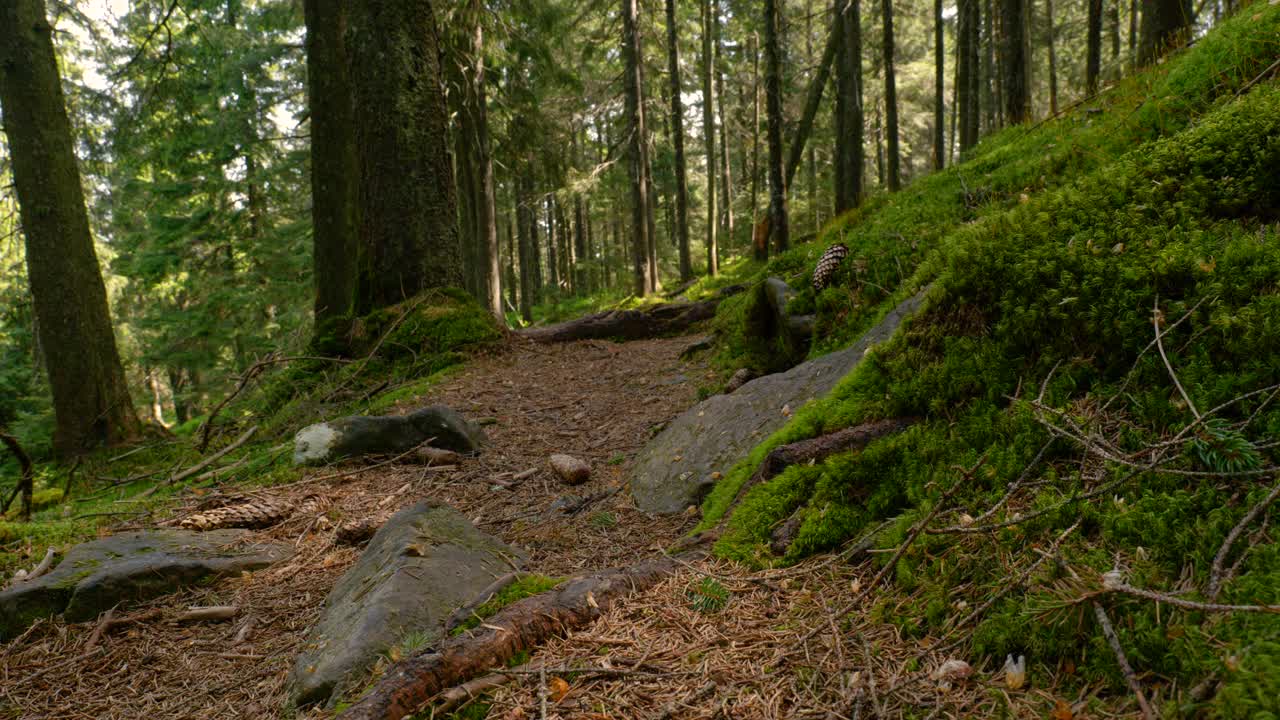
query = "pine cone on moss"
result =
(180, 497, 294, 531)
(812, 243, 849, 291)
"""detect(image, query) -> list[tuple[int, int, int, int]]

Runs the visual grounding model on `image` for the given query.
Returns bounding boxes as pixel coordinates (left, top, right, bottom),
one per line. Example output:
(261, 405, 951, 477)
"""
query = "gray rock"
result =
(0, 529, 289, 640)
(293, 405, 486, 466)
(629, 290, 928, 513)
(285, 500, 523, 709)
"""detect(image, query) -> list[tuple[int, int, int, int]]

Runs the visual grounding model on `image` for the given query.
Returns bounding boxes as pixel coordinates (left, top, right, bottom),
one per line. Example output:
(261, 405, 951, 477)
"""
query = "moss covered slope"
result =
(703, 6, 1280, 716)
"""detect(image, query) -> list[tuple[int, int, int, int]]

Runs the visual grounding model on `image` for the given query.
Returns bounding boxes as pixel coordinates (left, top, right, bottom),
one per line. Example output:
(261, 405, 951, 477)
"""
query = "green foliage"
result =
(1190, 419, 1263, 475)
(686, 577, 730, 614)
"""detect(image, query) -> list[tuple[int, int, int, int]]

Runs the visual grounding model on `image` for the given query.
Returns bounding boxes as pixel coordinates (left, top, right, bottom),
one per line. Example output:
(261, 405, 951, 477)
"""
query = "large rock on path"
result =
(285, 500, 524, 710)
(0, 529, 290, 640)
(293, 405, 486, 466)
(630, 291, 928, 513)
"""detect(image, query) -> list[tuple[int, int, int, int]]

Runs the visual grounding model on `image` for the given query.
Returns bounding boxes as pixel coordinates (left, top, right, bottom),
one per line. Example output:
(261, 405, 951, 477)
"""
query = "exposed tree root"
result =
(336, 554, 686, 720)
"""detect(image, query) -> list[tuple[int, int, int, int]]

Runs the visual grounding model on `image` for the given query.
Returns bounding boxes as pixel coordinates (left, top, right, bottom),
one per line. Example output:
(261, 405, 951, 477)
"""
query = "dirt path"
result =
(1, 335, 712, 719)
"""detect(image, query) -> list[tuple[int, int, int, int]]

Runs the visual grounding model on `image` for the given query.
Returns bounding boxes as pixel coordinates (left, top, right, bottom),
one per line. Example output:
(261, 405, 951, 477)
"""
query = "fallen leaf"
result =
(1050, 698, 1074, 720)
(549, 675, 570, 702)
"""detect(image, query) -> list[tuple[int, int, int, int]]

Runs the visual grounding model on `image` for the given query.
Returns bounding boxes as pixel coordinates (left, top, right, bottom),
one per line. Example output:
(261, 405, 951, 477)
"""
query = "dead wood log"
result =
(725, 417, 921, 519)
(336, 555, 682, 720)
(0, 429, 34, 520)
(517, 300, 719, 343)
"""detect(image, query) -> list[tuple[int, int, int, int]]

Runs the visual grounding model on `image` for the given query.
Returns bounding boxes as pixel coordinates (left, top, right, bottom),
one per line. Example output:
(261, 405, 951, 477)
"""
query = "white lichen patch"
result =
(293, 423, 339, 466)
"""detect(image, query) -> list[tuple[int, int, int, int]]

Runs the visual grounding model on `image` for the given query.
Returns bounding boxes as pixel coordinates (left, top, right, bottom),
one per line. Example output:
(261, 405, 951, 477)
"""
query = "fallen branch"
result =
(1208, 476, 1280, 601)
(724, 417, 920, 522)
(0, 429, 34, 519)
(168, 425, 258, 487)
(517, 300, 720, 343)
(1093, 602, 1157, 720)
(1100, 572, 1280, 614)
(174, 605, 239, 622)
(336, 554, 686, 720)
(443, 572, 530, 634)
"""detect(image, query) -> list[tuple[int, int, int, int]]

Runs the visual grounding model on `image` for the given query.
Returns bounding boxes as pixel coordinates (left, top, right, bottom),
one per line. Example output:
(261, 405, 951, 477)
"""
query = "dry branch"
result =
(170, 425, 258, 486)
(517, 300, 719, 343)
(1208, 476, 1280, 600)
(725, 417, 920, 520)
(336, 555, 683, 720)
(1093, 602, 1157, 720)
(0, 429, 34, 519)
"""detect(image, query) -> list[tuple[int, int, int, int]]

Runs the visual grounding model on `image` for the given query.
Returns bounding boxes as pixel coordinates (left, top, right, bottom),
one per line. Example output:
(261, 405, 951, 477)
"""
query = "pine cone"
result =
(812, 243, 850, 291)
(296, 494, 330, 516)
(335, 516, 383, 546)
(180, 497, 294, 531)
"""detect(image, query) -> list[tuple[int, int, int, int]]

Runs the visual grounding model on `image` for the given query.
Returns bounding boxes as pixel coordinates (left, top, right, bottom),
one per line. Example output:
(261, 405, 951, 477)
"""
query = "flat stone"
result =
(285, 500, 524, 710)
(629, 290, 928, 513)
(293, 405, 486, 465)
(0, 529, 289, 640)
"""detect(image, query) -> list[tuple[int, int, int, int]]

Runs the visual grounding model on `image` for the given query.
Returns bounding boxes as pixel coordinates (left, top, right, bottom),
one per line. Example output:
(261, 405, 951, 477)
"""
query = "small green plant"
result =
(589, 511, 617, 528)
(1189, 419, 1262, 475)
(686, 577, 730, 614)
(606, 453, 626, 466)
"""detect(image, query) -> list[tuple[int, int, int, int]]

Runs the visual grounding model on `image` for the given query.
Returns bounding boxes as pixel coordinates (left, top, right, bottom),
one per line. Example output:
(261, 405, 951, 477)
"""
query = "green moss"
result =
(450, 574, 562, 635)
(700, 10, 1280, 709)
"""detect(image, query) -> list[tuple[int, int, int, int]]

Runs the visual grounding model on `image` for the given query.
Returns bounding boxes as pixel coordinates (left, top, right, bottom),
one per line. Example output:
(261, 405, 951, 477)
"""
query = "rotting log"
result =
(762, 277, 814, 340)
(517, 300, 719, 343)
(725, 417, 921, 518)
(336, 555, 683, 720)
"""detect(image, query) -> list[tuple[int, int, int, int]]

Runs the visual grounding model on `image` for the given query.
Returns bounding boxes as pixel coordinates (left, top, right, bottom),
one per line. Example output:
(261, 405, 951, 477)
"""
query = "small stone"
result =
(549, 454, 591, 485)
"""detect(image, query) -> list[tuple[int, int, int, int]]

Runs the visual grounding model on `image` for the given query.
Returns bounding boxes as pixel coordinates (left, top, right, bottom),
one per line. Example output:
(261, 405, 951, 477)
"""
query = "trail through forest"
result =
(4, 335, 710, 718)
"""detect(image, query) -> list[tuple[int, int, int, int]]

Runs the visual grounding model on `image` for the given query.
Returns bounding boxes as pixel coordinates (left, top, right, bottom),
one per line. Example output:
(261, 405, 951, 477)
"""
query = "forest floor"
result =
(3, 334, 1108, 719)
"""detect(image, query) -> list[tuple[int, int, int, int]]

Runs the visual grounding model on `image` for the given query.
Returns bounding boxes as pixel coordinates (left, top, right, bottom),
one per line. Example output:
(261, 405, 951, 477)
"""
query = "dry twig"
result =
(1093, 602, 1157, 720)
(1208, 476, 1280, 600)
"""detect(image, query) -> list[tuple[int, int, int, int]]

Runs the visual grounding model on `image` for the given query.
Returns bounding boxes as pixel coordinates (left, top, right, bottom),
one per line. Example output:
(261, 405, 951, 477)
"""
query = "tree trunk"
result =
(715, 15, 734, 251)
(465, 2, 502, 320)
(982, 0, 995, 131)
(506, 212, 519, 313)
(622, 0, 655, 296)
(665, 0, 694, 282)
(764, 0, 790, 253)
(701, 0, 719, 276)
(1048, 0, 1060, 113)
(1086, 0, 1102, 95)
(1139, 0, 1190, 65)
(783, 21, 838, 195)
(933, 0, 945, 171)
(516, 179, 534, 322)
(546, 196, 560, 295)
(881, 0, 901, 191)
(835, 0, 865, 213)
(1000, 0, 1030, 125)
(957, 0, 980, 152)
(348, 0, 462, 314)
(1108, 0, 1122, 69)
(304, 0, 359, 336)
(0, 0, 140, 456)
(751, 33, 765, 261)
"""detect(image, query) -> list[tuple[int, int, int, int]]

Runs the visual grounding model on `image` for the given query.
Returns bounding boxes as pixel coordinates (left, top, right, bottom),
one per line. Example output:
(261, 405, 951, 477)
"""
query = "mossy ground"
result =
(702, 6, 1280, 716)
(1, 289, 501, 578)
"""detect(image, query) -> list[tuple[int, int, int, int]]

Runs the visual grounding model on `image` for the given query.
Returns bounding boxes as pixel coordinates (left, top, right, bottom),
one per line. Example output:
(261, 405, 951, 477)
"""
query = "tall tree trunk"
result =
(958, 0, 980, 152)
(933, 0, 945, 171)
(516, 179, 534, 322)
(1047, 0, 1060, 113)
(1108, 0, 1122, 68)
(546, 196, 560, 294)
(835, 0, 865, 213)
(665, 0, 694, 281)
(750, 33, 765, 261)
(304, 0, 358, 337)
(1139, 0, 1190, 65)
(715, 13, 735, 251)
(348, 0, 461, 314)
(982, 0, 996, 131)
(622, 0, 655, 295)
(701, 0, 719, 276)
(764, 0, 790, 253)
(1086, 0, 1101, 95)
(783, 22, 838, 193)
(881, 0, 901, 191)
(1000, 0, 1030, 125)
(506, 211, 519, 313)
(1128, 0, 1138, 68)
(465, 2, 502, 320)
(0, 0, 140, 456)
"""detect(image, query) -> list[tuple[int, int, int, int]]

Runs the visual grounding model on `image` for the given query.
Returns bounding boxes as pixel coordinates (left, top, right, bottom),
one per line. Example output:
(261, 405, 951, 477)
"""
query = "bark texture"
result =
(348, 0, 462, 314)
(701, 0, 719, 276)
(622, 0, 655, 296)
(0, 0, 140, 456)
(835, 0, 864, 212)
(1000, 0, 1030, 124)
(665, 0, 693, 282)
(880, 0, 901, 191)
(1139, 0, 1190, 65)
(933, 0, 945, 171)
(764, 0, 790, 253)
